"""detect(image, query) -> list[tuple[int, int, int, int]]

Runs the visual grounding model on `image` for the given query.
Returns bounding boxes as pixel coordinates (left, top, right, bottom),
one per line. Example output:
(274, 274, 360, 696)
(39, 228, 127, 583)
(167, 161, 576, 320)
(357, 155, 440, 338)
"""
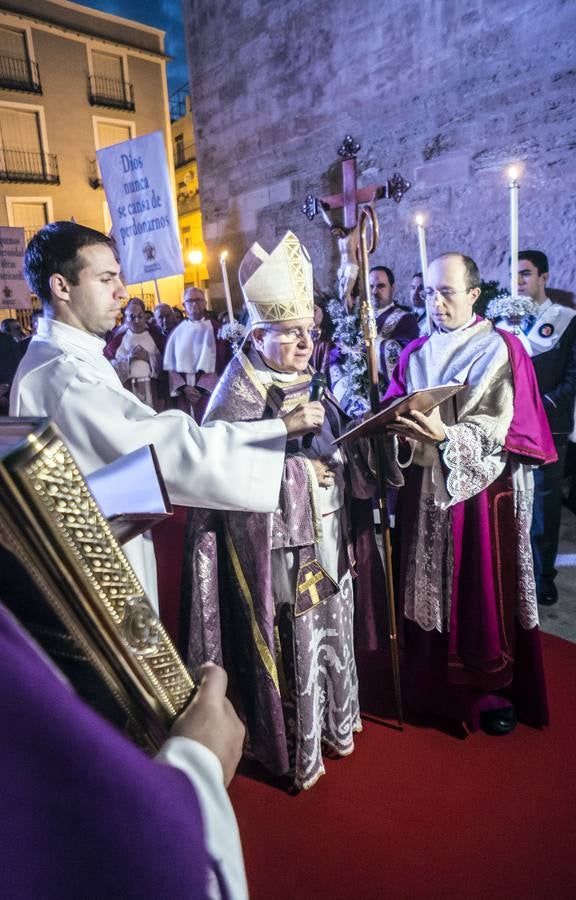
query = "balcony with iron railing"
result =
(0, 148, 59, 184)
(174, 143, 195, 168)
(177, 191, 200, 216)
(88, 74, 135, 112)
(0, 55, 41, 93)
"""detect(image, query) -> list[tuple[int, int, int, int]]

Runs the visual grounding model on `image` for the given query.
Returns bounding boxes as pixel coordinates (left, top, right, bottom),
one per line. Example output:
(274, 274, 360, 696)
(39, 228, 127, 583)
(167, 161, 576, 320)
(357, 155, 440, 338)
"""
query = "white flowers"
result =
(218, 321, 247, 345)
(485, 295, 537, 321)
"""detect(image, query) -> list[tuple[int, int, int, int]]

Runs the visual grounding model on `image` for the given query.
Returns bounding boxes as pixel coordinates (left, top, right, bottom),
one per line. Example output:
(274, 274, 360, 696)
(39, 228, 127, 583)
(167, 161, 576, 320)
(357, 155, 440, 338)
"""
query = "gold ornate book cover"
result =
(0, 418, 194, 750)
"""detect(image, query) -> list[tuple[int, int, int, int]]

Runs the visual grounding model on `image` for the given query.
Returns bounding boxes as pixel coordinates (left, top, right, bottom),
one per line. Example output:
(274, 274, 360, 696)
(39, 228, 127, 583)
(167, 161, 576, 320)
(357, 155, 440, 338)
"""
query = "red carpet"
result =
(229, 633, 576, 899)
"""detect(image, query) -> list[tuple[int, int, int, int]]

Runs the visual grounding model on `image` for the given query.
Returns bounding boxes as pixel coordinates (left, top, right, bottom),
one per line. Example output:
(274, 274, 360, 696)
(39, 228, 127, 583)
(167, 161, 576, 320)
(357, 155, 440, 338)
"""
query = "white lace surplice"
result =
(402, 319, 538, 633)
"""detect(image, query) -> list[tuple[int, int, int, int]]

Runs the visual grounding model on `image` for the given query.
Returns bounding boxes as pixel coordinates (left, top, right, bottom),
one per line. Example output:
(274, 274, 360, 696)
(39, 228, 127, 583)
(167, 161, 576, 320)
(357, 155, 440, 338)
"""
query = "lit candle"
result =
(509, 166, 519, 298)
(219, 251, 235, 322)
(415, 214, 428, 282)
(415, 214, 431, 334)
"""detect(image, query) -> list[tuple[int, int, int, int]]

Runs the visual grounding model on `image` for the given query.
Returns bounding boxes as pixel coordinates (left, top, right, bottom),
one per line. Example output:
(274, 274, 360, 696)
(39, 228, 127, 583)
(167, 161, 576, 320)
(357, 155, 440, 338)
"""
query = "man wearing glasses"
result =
(384, 252, 555, 738)
(182, 231, 383, 790)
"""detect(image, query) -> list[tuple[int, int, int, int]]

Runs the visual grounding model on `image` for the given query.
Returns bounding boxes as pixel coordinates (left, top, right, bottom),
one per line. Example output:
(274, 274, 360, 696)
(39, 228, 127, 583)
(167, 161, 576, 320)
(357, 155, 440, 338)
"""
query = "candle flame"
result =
(415, 214, 425, 226)
(220, 250, 228, 262)
(508, 165, 519, 182)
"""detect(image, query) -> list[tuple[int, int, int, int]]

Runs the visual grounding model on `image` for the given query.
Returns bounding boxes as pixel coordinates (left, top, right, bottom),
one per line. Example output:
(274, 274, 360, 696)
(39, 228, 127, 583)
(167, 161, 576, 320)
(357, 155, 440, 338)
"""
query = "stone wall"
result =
(184, 0, 576, 308)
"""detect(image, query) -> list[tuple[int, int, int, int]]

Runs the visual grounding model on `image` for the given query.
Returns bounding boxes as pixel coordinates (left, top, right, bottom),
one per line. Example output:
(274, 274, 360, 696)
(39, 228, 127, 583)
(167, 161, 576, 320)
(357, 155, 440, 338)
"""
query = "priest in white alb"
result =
(163, 286, 231, 422)
(384, 252, 556, 737)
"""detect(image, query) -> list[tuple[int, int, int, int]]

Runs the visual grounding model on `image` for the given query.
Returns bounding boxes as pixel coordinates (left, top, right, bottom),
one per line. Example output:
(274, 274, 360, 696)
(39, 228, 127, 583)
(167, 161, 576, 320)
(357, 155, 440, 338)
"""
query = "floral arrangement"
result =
(326, 297, 371, 416)
(218, 320, 247, 352)
(473, 279, 509, 317)
(484, 294, 537, 322)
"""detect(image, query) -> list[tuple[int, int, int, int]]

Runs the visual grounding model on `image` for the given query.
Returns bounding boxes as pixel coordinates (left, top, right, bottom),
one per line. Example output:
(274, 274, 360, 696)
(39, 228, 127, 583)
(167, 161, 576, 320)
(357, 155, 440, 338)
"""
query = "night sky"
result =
(78, 0, 188, 95)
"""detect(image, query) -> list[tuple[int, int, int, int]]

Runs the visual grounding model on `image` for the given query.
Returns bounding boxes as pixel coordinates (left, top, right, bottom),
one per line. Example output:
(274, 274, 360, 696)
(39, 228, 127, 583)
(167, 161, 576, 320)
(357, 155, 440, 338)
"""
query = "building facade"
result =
(0, 0, 183, 322)
(170, 87, 208, 295)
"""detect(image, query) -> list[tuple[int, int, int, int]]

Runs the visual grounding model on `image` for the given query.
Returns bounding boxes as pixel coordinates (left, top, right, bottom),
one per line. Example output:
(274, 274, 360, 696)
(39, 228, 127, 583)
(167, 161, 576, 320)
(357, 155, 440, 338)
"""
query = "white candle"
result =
(509, 167, 519, 298)
(415, 214, 428, 282)
(219, 251, 235, 322)
(415, 214, 431, 333)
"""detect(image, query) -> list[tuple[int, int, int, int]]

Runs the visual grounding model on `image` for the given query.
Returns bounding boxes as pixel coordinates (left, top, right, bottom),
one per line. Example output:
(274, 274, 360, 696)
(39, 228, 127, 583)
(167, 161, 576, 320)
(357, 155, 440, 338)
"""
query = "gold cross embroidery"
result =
(298, 569, 324, 606)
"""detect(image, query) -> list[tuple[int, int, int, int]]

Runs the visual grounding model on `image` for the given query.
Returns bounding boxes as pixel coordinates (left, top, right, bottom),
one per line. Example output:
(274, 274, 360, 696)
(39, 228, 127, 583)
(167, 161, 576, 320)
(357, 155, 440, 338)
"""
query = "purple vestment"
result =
(0, 602, 212, 899)
(385, 319, 556, 730)
(181, 349, 384, 788)
(375, 304, 420, 385)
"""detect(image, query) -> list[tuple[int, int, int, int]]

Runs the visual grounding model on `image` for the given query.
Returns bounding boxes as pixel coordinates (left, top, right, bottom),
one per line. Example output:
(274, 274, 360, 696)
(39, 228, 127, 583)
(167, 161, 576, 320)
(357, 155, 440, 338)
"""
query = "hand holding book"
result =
(332, 383, 465, 446)
(386, 404, 446, 446)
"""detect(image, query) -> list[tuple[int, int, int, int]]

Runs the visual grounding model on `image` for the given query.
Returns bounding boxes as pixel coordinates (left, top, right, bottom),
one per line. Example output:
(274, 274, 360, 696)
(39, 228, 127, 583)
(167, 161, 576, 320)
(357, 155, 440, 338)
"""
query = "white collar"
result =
(435, 313, 477, 335)
(37, 317, 105, 354)
(534, 298, 552, 319)
(250, 348, 301, 384)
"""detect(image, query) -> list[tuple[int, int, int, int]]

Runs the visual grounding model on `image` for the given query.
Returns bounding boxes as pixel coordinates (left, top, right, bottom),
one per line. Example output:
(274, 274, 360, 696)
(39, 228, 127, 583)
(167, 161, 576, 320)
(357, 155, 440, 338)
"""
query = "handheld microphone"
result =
(302, 372, 327, 449)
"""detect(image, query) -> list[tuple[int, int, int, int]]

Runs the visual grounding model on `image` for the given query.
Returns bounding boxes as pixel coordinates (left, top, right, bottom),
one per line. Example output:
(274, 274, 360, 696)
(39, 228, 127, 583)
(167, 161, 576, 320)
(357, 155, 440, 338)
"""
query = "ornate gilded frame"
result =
(0, 418, 194, 750)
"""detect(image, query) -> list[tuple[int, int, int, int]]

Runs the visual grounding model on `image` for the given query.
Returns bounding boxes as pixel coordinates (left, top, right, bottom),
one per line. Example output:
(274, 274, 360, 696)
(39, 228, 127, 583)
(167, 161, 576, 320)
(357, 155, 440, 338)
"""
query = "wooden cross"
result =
(298, 569, 324, 607)
(301, 135, 410, 229)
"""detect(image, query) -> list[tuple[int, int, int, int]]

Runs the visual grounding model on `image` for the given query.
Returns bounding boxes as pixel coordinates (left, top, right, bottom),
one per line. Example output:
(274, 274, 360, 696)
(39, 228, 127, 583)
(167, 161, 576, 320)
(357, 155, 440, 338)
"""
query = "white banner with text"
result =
(0, 227, 29, 309)
(97, 131, 184, 284)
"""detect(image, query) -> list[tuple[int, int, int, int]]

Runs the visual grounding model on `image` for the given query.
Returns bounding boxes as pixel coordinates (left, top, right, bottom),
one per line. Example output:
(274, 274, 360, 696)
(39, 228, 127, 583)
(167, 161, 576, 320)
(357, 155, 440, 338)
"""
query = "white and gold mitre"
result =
(239, 230, 314, 326)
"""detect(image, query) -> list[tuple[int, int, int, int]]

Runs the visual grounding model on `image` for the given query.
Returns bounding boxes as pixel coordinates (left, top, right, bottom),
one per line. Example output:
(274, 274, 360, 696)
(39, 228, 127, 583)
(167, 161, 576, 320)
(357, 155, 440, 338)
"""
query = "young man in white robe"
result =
(10, 221, 325, 611)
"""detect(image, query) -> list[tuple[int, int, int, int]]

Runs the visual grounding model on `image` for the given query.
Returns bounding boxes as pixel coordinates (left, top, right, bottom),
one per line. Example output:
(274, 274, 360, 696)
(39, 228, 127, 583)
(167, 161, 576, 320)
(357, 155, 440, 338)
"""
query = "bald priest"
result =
(386, 252, 556, 737)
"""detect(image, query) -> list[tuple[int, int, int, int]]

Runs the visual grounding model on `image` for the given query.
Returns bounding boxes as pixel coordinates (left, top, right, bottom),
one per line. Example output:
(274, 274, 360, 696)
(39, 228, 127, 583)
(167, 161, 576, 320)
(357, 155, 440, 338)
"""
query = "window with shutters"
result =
(90, 117, 134, 187)
(89, 49, 134, 112)
(6, 198, 51, 244)
(0, 26, 41, 94)
(0, 105, 58, 183)
(94, 117, 134, 150)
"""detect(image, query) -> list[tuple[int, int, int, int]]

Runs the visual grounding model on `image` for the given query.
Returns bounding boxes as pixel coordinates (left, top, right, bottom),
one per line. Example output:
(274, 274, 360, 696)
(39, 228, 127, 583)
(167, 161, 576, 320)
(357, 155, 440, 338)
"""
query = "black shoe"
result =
(480, 706, 517, 736)
(538, 585, 558, 606)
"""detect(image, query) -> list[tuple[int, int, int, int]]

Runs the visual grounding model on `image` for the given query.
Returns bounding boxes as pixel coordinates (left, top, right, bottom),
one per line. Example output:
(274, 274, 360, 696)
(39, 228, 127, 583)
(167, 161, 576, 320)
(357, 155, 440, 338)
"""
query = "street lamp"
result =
(188, 249, 203, 287)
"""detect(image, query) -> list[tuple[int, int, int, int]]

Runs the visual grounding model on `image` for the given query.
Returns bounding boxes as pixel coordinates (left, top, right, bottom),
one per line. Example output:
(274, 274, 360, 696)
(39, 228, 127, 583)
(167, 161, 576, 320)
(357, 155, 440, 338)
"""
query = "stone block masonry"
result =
(184, 0, 576, 308)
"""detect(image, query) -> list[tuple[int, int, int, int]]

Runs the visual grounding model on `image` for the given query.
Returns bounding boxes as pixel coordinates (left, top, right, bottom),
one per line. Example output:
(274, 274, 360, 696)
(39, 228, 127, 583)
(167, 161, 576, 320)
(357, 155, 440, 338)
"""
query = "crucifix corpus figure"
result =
(301, 135, 410, 310)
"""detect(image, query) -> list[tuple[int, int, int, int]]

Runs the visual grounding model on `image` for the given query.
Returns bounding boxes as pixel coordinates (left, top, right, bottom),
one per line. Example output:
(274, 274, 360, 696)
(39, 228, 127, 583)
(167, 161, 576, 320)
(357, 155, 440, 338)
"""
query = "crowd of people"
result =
(2, 219, 575, 897)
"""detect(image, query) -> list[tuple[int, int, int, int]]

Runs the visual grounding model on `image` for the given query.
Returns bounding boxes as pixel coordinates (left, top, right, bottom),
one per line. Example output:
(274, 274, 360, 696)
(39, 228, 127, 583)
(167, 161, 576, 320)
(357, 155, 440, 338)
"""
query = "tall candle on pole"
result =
(220, 251, 235, 322)
(415, 213, 428, 281)
(415, 214, 431, 333)
(509, 166, 519, 298)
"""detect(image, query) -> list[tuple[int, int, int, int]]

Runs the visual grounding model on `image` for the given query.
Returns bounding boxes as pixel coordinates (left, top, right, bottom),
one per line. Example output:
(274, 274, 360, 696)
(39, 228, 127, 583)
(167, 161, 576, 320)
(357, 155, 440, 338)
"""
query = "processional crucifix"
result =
(301, 134, 410, 309)
(302, 136, 410, 727)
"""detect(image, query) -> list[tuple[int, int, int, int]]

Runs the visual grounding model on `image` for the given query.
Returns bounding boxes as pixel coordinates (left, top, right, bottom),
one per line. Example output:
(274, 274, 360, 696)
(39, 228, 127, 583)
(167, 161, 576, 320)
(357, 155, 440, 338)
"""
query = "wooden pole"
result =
(357, 205, 403, 728)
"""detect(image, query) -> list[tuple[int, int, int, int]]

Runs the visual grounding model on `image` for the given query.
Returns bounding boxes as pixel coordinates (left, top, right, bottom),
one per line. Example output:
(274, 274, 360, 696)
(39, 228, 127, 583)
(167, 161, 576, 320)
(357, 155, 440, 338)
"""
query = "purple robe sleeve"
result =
(0, 602, 213, 900)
